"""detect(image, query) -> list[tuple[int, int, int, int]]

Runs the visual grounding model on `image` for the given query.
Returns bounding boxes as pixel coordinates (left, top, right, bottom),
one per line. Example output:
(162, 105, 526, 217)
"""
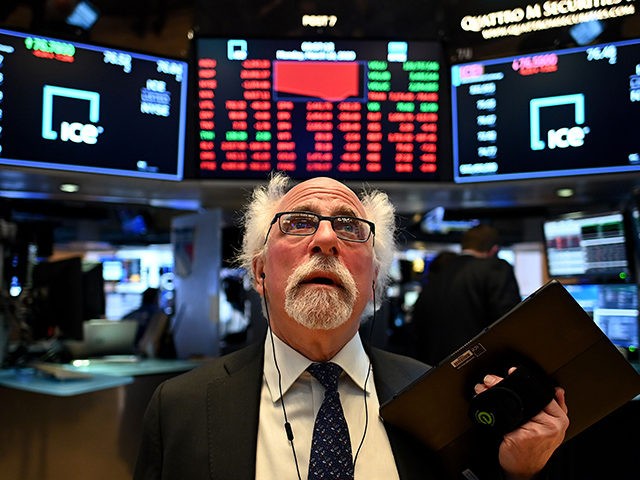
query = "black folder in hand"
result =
(380, 280, 640, 478)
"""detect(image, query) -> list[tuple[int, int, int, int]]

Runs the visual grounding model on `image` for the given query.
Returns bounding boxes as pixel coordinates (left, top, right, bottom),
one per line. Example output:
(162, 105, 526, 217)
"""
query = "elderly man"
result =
(134, 174, 568, 479)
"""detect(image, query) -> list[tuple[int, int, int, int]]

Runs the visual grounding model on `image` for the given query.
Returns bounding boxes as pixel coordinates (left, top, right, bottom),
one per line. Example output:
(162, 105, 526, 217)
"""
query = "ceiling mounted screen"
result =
(195, 37, 445, 181)
(451, 37, 640, 183)
(0, 27, 189, 180)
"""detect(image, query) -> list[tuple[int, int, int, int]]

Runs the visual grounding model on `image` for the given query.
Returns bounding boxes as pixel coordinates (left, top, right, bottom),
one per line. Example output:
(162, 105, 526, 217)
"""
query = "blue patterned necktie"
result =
(307, 362, 354, 480)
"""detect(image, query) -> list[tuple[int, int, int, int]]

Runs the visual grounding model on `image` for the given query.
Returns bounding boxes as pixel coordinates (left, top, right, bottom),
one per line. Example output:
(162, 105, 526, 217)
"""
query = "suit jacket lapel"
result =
(369, 347, 428, 405)
(207, 342, 264, 480)
(203, 343, 435, 479)
(369, 348, 442, 480)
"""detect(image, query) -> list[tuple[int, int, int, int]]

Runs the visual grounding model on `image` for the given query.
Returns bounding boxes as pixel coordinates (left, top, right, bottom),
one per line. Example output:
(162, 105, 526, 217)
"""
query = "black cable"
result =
(262, 275, 303, 480)
(353, 282, 376, 467)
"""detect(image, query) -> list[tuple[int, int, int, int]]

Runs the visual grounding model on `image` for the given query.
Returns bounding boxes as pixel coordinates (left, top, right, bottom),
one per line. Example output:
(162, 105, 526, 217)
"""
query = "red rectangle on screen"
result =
(274, 61, 360, 101)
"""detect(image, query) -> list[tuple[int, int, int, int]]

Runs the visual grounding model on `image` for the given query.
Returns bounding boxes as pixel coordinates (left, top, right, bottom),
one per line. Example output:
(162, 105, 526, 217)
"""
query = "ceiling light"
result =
(556, 188, 574, 198)
(59, 183, 80, 193)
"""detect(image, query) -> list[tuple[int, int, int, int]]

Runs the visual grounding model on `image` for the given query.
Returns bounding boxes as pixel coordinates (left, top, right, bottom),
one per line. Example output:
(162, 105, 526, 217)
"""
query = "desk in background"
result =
(0, 358, 199, 480)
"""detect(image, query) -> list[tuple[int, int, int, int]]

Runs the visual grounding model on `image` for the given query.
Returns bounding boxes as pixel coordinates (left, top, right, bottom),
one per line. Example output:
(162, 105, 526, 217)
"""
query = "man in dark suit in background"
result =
(134, 176, 567, 479)
(412, 224, 522, 366)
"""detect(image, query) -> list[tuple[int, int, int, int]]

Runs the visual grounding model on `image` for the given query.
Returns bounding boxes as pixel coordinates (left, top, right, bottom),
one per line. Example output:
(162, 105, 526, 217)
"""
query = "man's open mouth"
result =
(300, 274, 340, 287)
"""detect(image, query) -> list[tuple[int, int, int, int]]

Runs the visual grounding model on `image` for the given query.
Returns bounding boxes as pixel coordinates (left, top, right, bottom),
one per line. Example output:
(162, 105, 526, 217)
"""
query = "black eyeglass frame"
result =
(265, 211, 376, 245)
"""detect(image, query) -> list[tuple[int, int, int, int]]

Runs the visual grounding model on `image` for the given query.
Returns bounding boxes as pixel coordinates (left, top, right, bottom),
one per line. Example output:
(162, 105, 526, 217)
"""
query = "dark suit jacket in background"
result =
(412, 254, 521, 365)
(133, 342, 450, 480)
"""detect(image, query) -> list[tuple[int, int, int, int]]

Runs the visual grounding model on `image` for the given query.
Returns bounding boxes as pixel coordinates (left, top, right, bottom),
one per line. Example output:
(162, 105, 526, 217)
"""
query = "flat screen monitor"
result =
(29, 258, 107, 341)
(82, 261, 106, 320)
(564, 283, 638, 351)
(102, 259, 125, 282)
(451, 37, 640, 183)
(30, 257, 85, 340)
(195, 37, 445, 180)
(543, 211, 634, 283)
(101, 257, 142, 284)
(0, 27, 188, 180)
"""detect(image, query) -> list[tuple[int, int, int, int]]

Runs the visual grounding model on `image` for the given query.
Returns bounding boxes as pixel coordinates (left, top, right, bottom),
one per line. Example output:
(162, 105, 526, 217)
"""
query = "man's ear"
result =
(253, 257, 265, 295)
(489, 244, 500, 257)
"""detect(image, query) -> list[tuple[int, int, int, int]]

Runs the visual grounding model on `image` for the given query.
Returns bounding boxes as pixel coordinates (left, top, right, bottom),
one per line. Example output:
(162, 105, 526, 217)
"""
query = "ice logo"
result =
(530, 94, 589, 150)
(42, 85, 103, 144)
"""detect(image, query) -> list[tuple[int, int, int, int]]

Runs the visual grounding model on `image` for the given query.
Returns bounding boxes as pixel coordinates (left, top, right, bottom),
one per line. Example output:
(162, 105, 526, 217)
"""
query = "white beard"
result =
(284, 256, 358, 330)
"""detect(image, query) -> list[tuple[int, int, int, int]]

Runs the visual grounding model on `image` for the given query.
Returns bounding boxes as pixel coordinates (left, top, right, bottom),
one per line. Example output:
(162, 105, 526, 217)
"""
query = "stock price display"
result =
(451, 37, 640, 183)
(196, 38, 444, 181)
(0, 28, 188, 180)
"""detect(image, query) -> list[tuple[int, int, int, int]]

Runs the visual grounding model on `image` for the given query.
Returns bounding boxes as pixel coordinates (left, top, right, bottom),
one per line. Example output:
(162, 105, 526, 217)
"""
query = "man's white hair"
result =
(236, 173, 397, 300)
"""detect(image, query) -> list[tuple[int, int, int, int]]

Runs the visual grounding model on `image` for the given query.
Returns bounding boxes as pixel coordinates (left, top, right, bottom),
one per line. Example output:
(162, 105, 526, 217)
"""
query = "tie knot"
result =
(308, 362, 342, 392)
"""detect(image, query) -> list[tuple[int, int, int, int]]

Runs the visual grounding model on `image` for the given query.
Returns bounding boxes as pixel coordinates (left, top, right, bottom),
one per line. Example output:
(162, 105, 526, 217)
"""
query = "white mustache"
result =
(287, 256, 357, 295)
(284, 255, 358, 330)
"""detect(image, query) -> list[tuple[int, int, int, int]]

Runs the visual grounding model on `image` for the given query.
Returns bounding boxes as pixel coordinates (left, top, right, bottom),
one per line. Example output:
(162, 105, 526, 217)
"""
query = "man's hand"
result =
(474, 370, 570, 480)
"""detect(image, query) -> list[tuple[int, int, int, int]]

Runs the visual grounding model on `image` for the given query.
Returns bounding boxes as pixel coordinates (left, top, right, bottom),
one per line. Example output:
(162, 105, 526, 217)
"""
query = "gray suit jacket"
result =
(134, 342, 448, 479)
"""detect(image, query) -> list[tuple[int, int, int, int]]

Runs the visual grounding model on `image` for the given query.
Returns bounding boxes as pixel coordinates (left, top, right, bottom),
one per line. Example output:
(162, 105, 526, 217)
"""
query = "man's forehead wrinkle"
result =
(286, 200, 359, 217)
(278, 181, 365, 217)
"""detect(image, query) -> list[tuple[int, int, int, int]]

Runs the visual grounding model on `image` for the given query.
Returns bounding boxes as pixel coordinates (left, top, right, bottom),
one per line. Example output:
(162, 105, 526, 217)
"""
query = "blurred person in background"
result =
(412, 224, 521, 365)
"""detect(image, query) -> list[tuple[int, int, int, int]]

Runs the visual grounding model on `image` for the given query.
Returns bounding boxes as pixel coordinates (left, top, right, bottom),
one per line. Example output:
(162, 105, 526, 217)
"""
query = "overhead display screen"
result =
(451, 37, 640, 183)
(195, 37, 444, 180)
(0, 28, 188, 180)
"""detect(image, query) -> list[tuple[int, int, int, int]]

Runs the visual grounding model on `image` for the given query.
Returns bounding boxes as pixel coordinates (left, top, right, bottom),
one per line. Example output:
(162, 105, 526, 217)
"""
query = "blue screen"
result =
(565, 283, 639, 350)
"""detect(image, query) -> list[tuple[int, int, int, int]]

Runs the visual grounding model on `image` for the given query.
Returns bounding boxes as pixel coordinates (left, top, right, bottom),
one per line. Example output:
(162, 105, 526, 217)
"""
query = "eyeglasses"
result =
(266, 211, 375, 244)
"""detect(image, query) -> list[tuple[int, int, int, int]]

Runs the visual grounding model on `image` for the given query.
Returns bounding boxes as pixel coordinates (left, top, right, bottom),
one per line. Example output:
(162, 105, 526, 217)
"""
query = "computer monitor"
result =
(102, 259, 125, 282)
(101, 257, 142, 284)
(29, 257, 85, 340)
(81, 261, 105, 320)
(564, 283, 639, 351)
(543, 211, 634, 284)
(28, 257, 106, 341)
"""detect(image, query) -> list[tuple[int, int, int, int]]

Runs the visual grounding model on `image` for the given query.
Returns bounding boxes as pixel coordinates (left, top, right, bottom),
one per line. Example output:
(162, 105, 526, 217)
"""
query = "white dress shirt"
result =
(255, 331, 400, 480)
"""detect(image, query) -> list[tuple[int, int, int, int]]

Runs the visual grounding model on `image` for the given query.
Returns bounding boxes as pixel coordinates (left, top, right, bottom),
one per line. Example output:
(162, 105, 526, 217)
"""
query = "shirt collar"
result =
(263, 329, 372, 403)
